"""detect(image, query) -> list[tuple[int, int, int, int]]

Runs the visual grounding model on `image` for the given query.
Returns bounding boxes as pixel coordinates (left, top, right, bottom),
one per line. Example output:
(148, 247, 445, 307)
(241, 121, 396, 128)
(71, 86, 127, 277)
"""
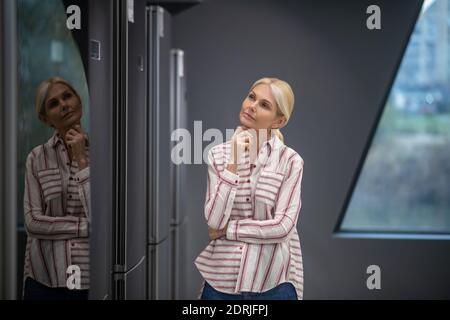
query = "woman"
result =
(195, 77, 304, 300)
(22, 77, 90, 300)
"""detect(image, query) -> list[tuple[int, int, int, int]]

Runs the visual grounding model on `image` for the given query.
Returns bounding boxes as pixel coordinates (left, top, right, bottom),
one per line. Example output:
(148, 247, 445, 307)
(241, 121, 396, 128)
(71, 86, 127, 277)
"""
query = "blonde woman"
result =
(22, 77, 90, 300)
(195, 77, 304, 300)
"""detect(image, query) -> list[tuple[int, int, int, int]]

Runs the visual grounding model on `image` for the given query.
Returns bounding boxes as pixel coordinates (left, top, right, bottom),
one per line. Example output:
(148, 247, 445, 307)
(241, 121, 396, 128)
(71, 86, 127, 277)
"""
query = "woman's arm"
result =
(204, 148, 240, 230)
(67, 125, 91, 221)
(23, 153, 89, 240)
(226, 154, 304, 244)
(75, 166, 90, 222)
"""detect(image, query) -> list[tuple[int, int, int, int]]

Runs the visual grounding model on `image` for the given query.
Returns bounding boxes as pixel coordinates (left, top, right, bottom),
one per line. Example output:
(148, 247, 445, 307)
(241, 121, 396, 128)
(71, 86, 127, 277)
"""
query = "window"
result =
(340, 0, 450, 233)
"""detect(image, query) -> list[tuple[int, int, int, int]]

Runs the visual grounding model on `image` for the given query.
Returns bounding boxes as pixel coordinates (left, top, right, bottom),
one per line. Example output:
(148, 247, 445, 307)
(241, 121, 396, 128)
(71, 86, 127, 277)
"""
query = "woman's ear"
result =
(272, 115, 287, 129)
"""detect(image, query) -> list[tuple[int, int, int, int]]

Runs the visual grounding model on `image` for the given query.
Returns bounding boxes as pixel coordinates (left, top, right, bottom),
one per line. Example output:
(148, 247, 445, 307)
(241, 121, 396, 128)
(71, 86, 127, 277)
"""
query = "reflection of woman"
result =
(22, 77, 90, 300)
(195, 77, 304, 300)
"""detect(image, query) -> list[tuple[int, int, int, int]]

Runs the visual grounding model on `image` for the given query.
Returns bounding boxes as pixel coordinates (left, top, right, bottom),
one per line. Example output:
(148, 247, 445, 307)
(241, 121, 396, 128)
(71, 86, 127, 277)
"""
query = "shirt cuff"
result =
(78, 218, 89, 237)
(221, 169, 240, 186)
(226, 219, 239, 241)
(74, 167, 90, 185)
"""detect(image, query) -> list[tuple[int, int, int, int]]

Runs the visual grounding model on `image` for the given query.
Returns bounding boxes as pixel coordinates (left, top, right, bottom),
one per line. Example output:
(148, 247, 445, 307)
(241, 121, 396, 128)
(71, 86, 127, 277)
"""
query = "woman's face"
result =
(239, 83, 285, 131)
(42, 83, 82, 131)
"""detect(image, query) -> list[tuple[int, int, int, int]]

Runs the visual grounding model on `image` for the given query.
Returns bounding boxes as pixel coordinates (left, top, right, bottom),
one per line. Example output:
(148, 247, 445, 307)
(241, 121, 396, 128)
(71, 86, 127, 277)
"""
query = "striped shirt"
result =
(23, 131, 91, 290)
(194, 133, 305, 299)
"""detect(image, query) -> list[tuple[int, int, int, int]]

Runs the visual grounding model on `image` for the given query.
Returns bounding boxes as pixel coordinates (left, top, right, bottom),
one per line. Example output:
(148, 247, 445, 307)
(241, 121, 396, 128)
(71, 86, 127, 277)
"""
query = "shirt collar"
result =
(50, 131, 64, 148)
(261, 130, 283, 153)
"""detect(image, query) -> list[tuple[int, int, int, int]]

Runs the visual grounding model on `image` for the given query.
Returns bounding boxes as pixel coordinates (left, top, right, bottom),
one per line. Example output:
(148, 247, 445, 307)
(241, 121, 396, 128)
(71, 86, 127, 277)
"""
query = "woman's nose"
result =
(60, 101, 69, 112)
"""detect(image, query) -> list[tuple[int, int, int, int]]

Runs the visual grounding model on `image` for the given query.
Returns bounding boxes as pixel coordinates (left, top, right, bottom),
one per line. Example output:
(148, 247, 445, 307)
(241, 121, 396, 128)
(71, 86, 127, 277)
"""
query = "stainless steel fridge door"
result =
(0, 0, 18, 300)
(169, 48, 189, 299)
(123, 255, 146, 300)
(89, 0, 117, 300)
(147, 4, 172, 299)
(147, 239, 170, 299)
(147, 5, 172, 245)
(124, 0, 148, 299)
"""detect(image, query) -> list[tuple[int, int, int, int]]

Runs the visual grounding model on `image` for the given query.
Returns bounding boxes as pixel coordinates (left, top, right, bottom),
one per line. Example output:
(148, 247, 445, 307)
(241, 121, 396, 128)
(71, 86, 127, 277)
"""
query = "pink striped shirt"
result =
(195, 133, 304, 299)
(23, 131, 90, 290)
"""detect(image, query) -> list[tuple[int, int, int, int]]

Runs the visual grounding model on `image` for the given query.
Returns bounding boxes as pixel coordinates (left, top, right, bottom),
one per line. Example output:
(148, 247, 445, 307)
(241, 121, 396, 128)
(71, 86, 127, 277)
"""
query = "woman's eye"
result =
(49, 101, 58, 108)
(248, 94, 254, 100)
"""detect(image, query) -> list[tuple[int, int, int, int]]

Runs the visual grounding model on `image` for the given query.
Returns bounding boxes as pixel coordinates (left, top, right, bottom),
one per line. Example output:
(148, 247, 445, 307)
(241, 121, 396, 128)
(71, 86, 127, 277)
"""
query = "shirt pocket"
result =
(255, 170, 285, 208)
(37, 168, 63, 203)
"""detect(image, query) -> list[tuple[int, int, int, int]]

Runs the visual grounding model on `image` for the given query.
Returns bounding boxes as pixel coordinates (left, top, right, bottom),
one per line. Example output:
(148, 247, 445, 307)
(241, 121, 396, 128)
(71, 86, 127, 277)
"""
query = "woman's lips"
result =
(62, 111, 75, 119)
(243, 112, 255, 121)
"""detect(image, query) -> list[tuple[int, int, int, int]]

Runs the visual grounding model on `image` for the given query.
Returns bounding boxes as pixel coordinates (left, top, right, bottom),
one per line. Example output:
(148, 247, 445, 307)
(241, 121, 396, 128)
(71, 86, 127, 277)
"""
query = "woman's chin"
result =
(239, 116, 255, 129)
(64, 115, 82, 128)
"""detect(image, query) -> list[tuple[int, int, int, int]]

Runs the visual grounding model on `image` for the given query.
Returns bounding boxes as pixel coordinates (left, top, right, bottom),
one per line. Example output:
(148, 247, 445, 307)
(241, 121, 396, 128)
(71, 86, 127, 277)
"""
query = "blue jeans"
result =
(201, 281, 298, 300)
(23, 277, 89, 300)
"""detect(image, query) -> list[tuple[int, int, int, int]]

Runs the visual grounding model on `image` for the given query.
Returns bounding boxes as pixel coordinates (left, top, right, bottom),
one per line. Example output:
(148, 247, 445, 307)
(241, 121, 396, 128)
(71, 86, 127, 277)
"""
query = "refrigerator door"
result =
(147, 5, 172, 245)
(146, 5, 172, 299)
(170, 49, 187, 225)
(147, 239, 170, 299)
(123, 0, 148, 299)
(89, 0, 121, 300)
(124, 255, 146, 300)
(169, 48, 189, 299)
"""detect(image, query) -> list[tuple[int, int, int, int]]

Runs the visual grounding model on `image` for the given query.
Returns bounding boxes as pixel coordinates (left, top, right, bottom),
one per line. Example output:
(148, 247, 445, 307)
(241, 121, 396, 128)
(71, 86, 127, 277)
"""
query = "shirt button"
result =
(69, 195, 73, 199)
(69, 177, 74, 180)
(66, 162, 70, 166)
(246, 198, 250, 202)
(235, 180, 238, 184)
(247, 179, 250, 183)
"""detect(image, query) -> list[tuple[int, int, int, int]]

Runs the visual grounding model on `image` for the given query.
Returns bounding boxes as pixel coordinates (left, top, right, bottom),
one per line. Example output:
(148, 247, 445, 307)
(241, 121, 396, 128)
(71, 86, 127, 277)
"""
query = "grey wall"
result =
(172, 0, 450, 299)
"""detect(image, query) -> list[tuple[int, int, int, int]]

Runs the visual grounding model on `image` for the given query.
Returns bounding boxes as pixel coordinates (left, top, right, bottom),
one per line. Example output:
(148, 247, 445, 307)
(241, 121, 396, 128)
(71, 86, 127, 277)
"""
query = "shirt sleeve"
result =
(226, 154, 304, 244)
(74, 166, 91, 223)
(204, 147, 240, 230)
(23, 153, 89, 240)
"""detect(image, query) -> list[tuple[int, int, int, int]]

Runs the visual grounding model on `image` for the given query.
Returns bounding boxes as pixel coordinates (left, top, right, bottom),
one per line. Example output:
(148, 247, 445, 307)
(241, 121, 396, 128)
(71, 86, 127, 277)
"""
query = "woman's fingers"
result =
(66, 128, 84, 142)
(208, 226, 227, 240)
(65, 131, 78, 140)
(65, 127, 86, 151)
(73, 124, 85, 135)
(69, 130, 79, 138)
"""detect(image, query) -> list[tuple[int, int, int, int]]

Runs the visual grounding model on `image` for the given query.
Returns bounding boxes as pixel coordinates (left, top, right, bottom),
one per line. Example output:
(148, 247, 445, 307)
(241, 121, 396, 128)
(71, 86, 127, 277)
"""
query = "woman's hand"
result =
(208, 223, 229, 240)
(229, 126, 254, 166)
(65, 124, 88, 170)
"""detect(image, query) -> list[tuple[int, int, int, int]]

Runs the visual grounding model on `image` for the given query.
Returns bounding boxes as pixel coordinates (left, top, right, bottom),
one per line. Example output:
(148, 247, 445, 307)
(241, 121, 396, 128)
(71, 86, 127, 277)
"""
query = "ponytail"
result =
(273, 128, 284, 143)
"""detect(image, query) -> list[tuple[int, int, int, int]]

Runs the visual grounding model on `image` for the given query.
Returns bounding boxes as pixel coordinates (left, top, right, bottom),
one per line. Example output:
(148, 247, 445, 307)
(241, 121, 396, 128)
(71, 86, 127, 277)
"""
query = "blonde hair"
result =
(35, 77, 81, 125)
(249, 77, 295, 143)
